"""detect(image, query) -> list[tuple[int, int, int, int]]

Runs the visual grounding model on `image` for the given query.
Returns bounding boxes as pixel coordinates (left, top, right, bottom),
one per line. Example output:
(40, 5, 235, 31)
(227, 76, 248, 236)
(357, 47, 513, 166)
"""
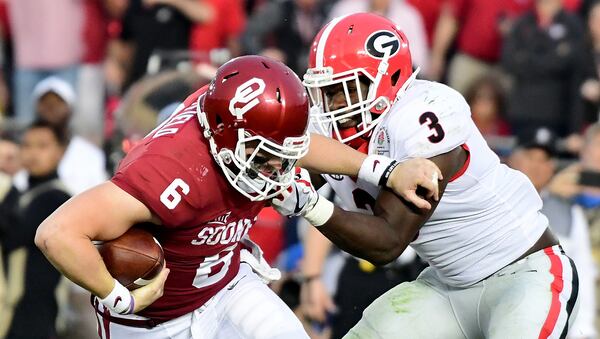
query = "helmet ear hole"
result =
(276, 88, 282, 103)
(391, 69, 401, 87)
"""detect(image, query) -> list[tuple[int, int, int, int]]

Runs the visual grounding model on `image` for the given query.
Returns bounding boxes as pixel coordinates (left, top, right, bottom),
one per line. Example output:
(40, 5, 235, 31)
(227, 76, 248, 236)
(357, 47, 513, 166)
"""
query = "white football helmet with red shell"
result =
(303, 13, 417, 149)
(198, 55, 310, 201)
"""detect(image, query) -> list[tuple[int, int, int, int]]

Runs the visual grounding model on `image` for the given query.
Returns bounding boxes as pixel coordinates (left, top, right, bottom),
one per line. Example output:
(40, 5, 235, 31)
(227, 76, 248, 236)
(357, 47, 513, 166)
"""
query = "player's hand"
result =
(131, 263, 170, 313)
(300, 277, 336, 323)
(272, 168, 319, 217)
(387, 158, 443, 210)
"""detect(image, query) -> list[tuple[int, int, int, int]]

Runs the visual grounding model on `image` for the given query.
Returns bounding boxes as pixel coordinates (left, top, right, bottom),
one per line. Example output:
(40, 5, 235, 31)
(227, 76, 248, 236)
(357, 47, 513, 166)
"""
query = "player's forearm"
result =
(301, 226, 333, 277)
(316, 207, 409, 265)
(298, 133, 365, 176)
(35, 222, 115, 298)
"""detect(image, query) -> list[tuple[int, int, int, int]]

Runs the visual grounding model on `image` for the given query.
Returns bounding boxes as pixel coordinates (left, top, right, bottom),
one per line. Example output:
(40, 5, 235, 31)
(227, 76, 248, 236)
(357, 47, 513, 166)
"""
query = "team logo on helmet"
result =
(365, 30, 400, 59)
(229, 78, 266, 116)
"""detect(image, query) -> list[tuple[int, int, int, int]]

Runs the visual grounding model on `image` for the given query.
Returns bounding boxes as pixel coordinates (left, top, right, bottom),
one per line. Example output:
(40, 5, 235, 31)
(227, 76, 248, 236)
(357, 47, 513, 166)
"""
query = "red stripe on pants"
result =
(95, 299, 103, 338)
(103, 306, 111, 339)
(538, 247, 564, 339)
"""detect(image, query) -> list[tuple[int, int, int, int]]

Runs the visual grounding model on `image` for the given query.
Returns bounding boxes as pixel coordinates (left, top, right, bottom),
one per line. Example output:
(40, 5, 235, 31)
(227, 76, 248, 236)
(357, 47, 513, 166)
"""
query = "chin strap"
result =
(395, 67, 420, 102)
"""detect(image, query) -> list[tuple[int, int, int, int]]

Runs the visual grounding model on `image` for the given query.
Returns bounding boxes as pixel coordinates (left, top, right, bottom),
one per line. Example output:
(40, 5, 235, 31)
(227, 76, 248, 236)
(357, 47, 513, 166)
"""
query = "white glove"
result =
(239, 236, 281, 284)
(272, 168, 319, 217)
(272, 168, 335, 226)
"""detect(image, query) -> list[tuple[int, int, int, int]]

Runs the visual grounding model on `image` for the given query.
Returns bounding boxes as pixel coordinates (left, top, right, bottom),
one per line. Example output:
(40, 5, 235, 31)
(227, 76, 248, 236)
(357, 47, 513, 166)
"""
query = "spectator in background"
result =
(0, 133, 20, 177)
(581, 0, 600, 125)
(464, 75, 513, 155)
(117, 0, 214, 90)
(327, 0, 429, 73)
(502, 0, 586, 142)
(242, 0, 329, 75)
(7, 0, 84, 125)
(549, 123, 600, 262)
(405, 0, 444, 47)
(189, 0, 246, 66)
(509, 129, 596, 339)
(0, 161, 19, 338)
(465, 75, 511, 137)
(429, 0, 532, 93)
(0, 0, 11, 119)
(13, 77, 108, 195)
(75, 0, 111, 146)
(1, 120, 70, 339)
(548, 123, 600, 332)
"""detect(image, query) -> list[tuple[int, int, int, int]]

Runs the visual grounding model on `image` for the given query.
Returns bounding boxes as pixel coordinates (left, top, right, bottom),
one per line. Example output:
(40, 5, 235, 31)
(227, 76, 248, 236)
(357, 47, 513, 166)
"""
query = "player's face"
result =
(322, 79, 370, 128)
(21, 127, 65, 177)
(244, 141, 290, 180)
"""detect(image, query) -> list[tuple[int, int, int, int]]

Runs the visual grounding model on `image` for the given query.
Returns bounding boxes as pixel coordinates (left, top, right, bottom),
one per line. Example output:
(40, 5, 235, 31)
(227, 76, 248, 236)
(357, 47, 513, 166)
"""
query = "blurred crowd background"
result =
(1, 0, 600, 338)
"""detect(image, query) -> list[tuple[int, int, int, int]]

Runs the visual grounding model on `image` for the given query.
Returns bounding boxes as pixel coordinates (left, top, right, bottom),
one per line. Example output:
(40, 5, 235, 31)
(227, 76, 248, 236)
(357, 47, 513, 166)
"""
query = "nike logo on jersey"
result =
(373, 160, 380, 172)
(114, 296, 122, 308)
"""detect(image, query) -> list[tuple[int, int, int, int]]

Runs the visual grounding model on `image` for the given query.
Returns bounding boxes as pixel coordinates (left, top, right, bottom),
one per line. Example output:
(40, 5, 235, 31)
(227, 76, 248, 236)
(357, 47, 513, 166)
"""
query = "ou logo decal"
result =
(365, 30, 401, 59)
(229, 78, 266, 116)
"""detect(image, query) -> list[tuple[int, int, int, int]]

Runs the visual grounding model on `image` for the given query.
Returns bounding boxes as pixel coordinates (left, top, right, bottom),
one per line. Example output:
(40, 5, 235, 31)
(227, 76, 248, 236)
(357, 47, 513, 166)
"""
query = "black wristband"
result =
(379, 160, 400, 186)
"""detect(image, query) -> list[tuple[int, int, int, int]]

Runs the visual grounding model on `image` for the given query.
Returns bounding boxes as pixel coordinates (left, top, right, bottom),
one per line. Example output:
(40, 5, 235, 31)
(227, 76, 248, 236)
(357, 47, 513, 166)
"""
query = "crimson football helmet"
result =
(198, 56, 310, 201)
(303, 13, 418, 148)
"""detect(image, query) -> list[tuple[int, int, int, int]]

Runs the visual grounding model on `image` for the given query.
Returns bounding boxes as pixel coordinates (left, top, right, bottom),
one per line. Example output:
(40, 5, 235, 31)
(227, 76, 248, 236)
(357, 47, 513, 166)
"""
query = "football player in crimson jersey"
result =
(35, 55, 442, 339)
(273, 13, 580, 339)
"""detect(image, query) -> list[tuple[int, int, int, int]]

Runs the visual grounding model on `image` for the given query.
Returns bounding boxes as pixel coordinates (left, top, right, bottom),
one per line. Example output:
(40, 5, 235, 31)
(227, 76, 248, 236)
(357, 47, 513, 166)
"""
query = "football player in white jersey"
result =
(272, 13, 579, 339)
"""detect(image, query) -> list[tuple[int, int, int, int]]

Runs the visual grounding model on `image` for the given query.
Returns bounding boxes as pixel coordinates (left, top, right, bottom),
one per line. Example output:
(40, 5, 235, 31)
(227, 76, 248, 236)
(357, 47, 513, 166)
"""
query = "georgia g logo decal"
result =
(229, 77, 266, 116)
(365, 30, 401, 59)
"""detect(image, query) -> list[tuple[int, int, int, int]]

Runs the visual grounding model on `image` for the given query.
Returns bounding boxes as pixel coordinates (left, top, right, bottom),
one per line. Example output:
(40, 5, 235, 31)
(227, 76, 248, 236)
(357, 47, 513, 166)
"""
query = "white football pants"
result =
(345, 245, 579, 339)
(94, 264, 308, 339)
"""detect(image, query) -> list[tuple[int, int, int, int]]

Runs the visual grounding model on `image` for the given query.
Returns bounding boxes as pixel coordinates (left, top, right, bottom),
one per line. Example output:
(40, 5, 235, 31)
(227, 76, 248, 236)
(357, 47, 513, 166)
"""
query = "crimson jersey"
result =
(111, 86, 265, 322)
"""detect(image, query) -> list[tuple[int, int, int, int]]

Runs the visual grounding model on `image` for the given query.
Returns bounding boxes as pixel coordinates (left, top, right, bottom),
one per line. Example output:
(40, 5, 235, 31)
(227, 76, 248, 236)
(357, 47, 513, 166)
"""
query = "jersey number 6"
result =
(160, 178, 190, 209)
(419, 112, 445, 143)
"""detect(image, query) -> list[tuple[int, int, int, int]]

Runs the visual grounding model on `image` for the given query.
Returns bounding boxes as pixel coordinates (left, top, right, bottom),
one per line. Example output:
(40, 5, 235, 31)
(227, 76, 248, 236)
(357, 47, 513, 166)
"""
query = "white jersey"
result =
(319, 80, 548, 287)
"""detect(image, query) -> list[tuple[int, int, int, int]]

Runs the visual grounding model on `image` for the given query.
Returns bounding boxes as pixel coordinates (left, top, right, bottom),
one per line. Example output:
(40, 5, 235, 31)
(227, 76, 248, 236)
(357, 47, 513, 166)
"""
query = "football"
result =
(96, 226, 164, 290)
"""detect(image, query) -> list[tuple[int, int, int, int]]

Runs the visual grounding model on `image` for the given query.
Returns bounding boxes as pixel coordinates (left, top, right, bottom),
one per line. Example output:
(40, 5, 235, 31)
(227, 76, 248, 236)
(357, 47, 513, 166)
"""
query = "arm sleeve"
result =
(388, 85, 473, 161)
(111, 154, 199, 227)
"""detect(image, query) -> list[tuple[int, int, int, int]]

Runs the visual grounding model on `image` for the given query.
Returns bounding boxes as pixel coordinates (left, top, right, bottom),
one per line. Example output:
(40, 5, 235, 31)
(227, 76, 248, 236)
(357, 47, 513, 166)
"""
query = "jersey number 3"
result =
(419, 112, 445, 143)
